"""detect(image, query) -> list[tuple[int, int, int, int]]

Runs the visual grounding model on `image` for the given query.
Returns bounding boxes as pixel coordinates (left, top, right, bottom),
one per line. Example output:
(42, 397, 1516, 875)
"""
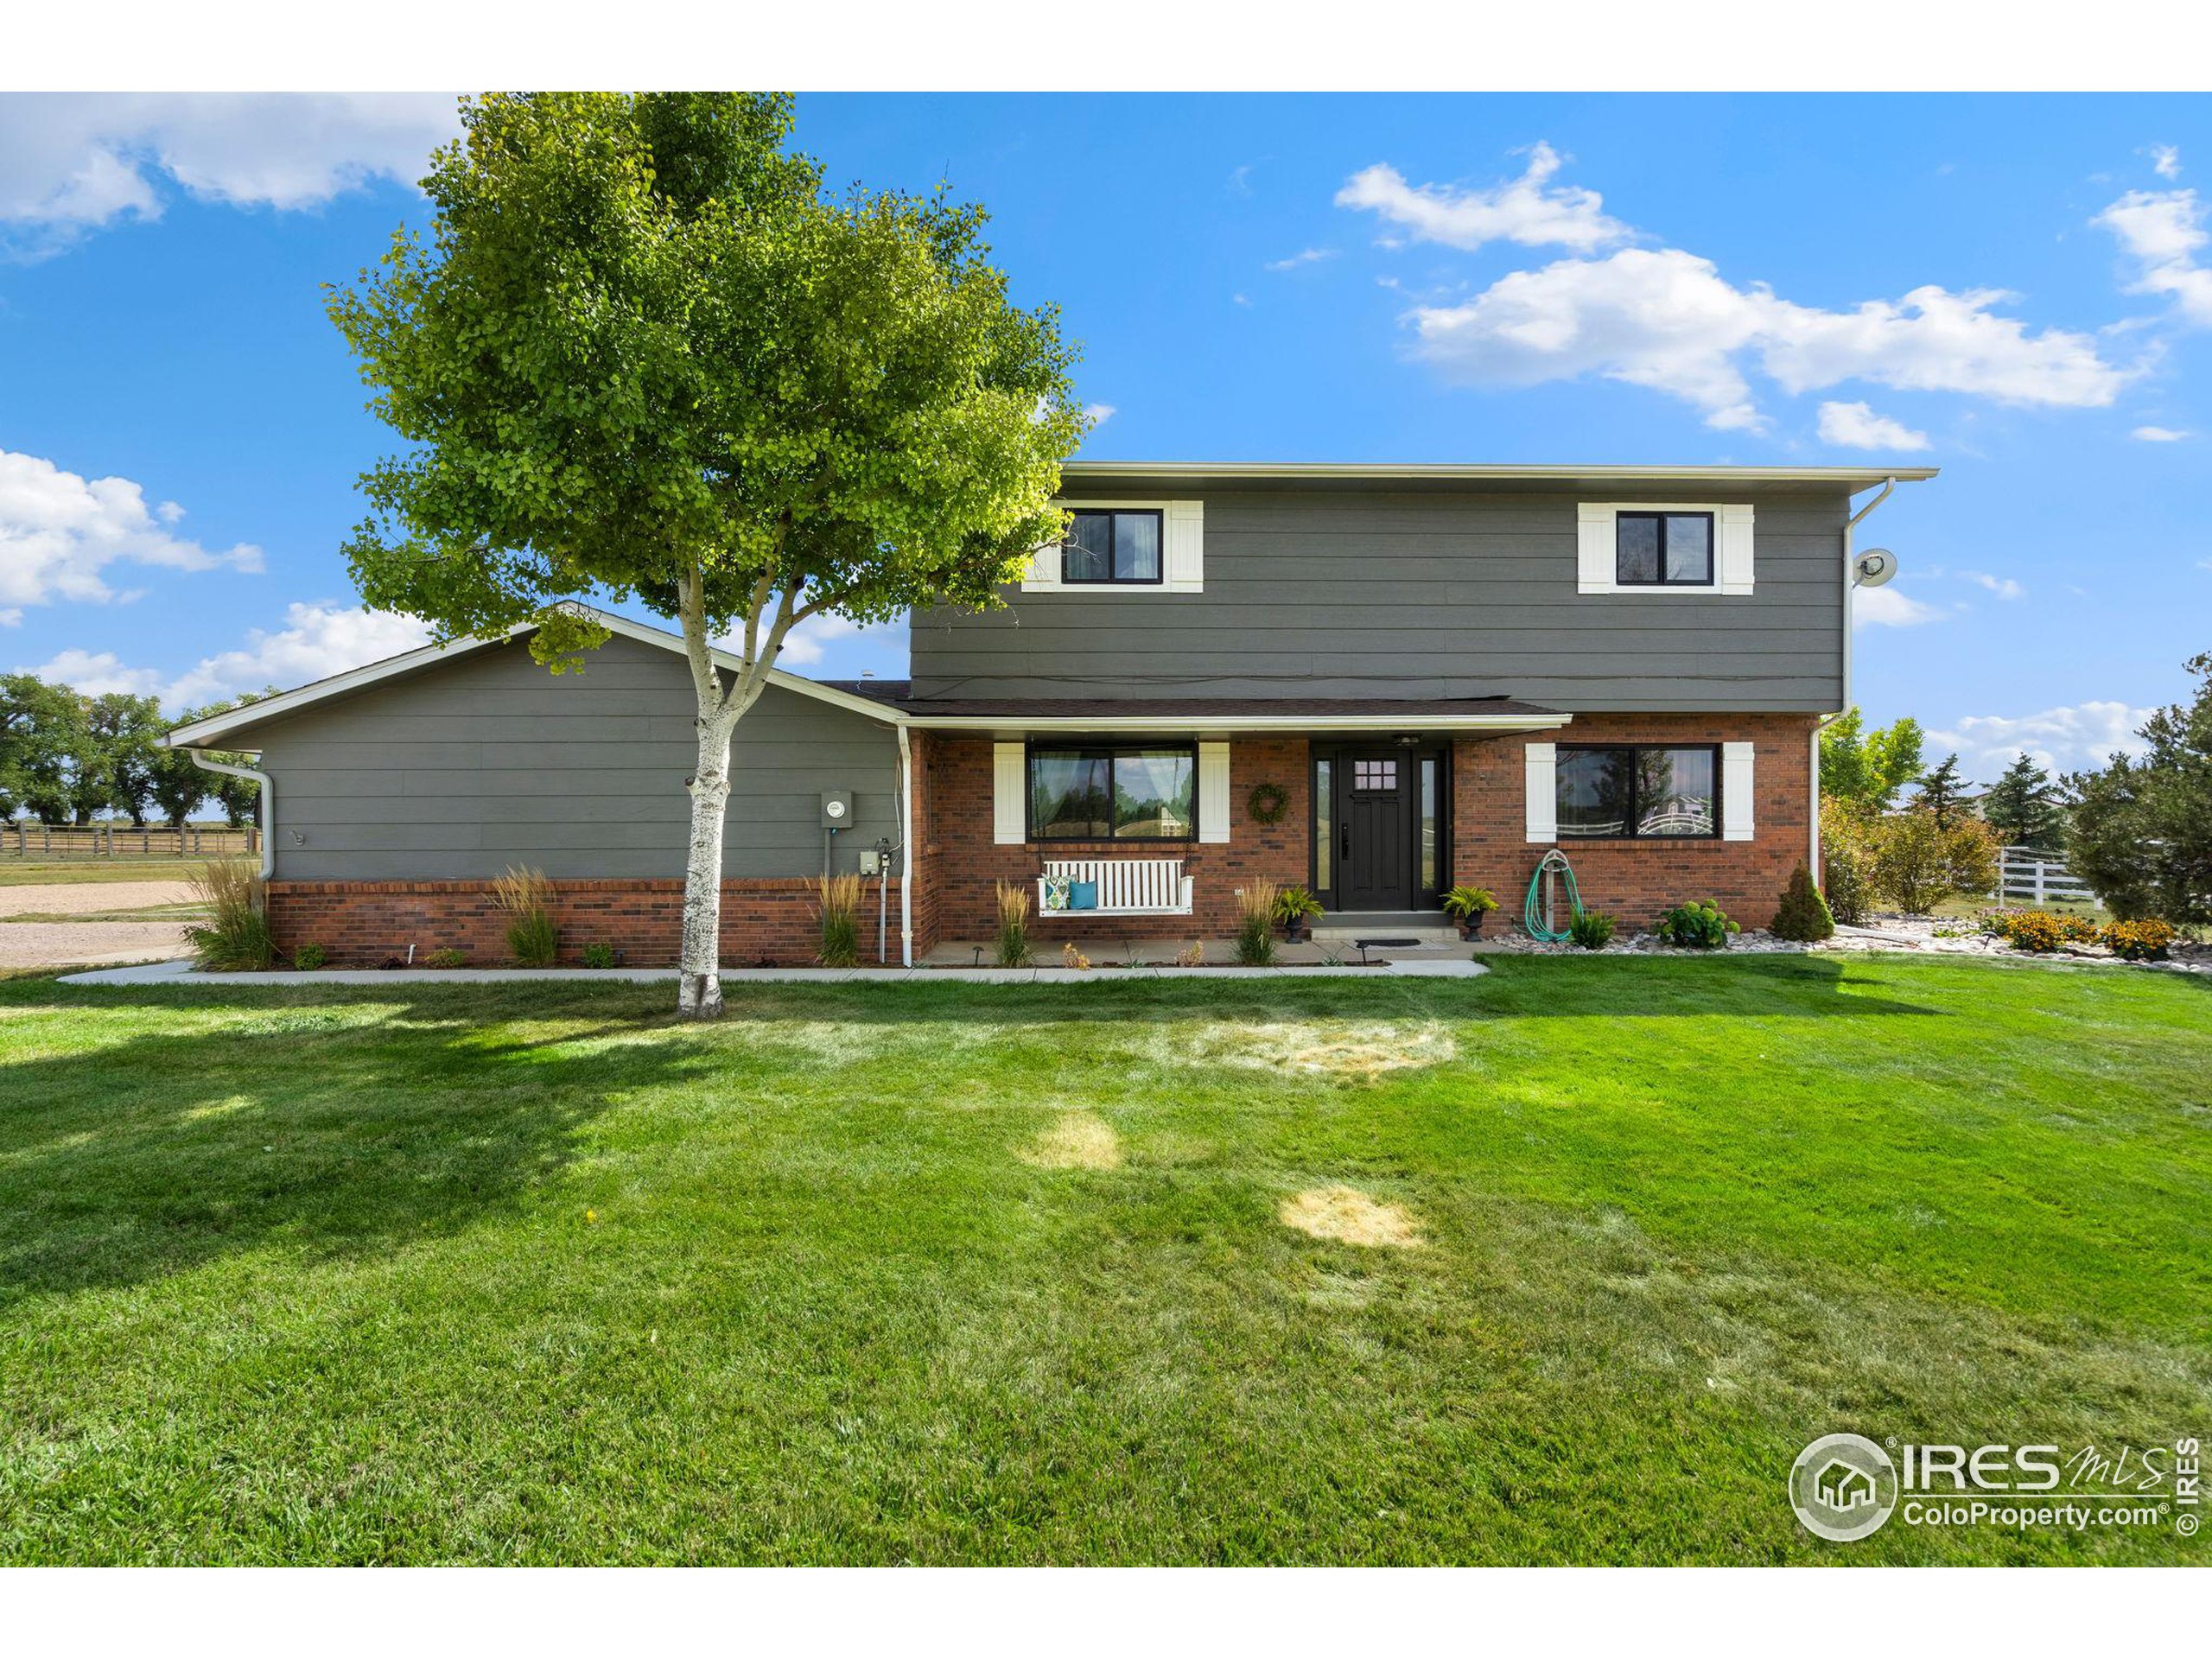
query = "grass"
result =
(0, 956, 2206, 1565)
(0, 858, 231, 887)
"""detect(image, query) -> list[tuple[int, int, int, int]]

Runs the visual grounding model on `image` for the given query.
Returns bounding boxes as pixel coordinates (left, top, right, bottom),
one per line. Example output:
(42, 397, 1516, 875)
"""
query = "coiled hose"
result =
(1522, 849, 1582, 942)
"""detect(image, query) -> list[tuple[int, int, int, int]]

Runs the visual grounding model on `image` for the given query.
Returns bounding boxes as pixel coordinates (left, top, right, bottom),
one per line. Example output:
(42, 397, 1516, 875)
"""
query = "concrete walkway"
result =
(59, 955, 1489, 988)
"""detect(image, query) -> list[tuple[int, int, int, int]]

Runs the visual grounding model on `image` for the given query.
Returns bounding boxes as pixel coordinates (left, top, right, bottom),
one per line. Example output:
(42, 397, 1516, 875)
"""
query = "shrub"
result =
(1985, 909, 2081, 953)
(993, 880, 1032, 967)
(425, 947, 467, 969)
(1655, 899, 1739, 950)
(493, 863, 559, 966)
(1567, 909, 1617, 950)
(1862, 808, 2000, 915)
(814, 871, 862, 967)
(1819, 799, 1875, 925)
(2100, 918, 2175, 961)
(581, 941, 616, 969)
(184, 859, 274, 970)
(292, 942, 327, 970)
(1770, 861, 1836, 942)
(2057, 913, 2101, 944)
(1235, 880, 1279, 966)
(1060, 940, 1090, 970)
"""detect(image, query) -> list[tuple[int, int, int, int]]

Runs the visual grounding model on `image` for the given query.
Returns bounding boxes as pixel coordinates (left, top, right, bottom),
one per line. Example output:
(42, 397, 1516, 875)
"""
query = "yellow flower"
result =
(585, 1209, 599, 1224)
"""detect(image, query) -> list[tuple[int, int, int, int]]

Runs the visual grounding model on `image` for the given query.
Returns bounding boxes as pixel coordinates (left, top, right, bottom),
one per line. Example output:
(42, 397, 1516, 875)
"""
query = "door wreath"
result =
(1246, 781, 1290, 824)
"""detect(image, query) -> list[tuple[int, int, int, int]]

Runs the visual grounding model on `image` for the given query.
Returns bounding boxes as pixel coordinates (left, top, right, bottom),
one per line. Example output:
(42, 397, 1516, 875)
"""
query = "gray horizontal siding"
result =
(253, 633, 900, 881)
(912, 485, 1850, 711)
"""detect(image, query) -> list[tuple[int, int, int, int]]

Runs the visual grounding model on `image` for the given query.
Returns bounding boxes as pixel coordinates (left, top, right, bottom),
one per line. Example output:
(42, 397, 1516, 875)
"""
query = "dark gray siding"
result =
(910, 484, 1850, 711)
(253, 632, 900, 880)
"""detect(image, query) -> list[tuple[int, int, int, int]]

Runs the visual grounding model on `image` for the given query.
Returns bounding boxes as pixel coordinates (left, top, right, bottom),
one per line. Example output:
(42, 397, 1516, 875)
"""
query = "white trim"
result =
(1198, 741, 1230, 843)
(1064, 461, 1936, 485)
(992, 742, 1026, 844)
(1576, 503, 1754, 596)
(160, 606, 906, 749)
(1022, 499, 1203, 594)
(188, 752, 275, 879)
(1524, 742, 1558, 844)
(1722, 741, 1757, 842)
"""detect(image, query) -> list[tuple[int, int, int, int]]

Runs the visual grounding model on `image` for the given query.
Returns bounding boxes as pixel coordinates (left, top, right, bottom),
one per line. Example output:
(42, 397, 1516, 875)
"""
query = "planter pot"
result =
(1455, 913, 1488, 940)
(1281, 921, 1312, 944)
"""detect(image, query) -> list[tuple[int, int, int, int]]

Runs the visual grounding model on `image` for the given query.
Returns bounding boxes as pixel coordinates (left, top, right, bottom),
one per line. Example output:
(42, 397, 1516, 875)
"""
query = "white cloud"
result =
(2133, 424, 2190, 441)
(2095, 187, 2212, 326)
(1231, 293, 1252, 308)
(1929, 701, 2156, 779)
(2151, 144, 2183, 181)
(0, 448, 263, 613)
(738, 610, 907, 671)
(1817, 400, 1930, 451)
(1403, 247, 2121, 430)
(1853, 585, 1945, 628)
(1961, 570, 2024, 599)
(1264, 247, 1337, 271)
(0, 93, 456, 256)
(19, 601, 432, 710)
(1083, 403, 1117, 425)
(1336, 143, 1629, 255)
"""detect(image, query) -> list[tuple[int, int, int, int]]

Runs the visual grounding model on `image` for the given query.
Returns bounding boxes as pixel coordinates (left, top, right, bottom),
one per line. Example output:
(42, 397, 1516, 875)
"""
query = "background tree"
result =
(330, 92, 1084, 1017)
(1820, 708, 1925, 810)
(2065, 653, 2212, 924)
(85, 693, 165, 826)
(1912, 753, 1967, 826)
(1982, 751, 2063, 849)
(1, 674, 88, 825)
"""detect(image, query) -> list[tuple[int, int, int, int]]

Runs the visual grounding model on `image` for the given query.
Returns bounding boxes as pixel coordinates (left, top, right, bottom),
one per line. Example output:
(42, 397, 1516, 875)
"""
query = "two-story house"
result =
(164, 461, 1932, 964)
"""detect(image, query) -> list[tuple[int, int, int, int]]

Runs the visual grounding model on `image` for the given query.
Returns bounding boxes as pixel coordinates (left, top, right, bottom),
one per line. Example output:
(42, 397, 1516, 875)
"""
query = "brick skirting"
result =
(267, 876, 912, 969)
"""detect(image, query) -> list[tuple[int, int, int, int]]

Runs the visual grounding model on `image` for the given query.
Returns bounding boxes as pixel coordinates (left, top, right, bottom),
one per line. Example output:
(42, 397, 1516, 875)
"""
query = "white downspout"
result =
(896, 724, 914, 969)
(185, 748, 275, 880)
(1815, 476, 1898, 872)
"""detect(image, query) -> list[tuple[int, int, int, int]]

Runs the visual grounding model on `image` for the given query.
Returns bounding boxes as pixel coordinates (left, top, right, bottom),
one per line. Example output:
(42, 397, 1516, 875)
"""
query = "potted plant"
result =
(1273, 884, 1325, 942)
(1441, 885, 1501, 939)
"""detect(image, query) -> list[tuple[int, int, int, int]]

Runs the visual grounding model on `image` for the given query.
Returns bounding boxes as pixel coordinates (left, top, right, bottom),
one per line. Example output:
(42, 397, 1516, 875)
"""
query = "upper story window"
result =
(1615, 512, 1713, 586)
(1064, 509, 1163, 584)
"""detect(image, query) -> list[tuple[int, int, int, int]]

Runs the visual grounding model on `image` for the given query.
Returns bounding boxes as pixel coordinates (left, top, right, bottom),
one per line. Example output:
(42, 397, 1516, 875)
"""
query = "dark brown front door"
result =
(1340, 753, 1413, 911)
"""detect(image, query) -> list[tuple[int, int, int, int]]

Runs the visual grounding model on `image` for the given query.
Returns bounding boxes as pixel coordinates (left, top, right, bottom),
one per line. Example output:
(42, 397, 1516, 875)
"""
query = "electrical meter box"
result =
(819, 791, 853, 830)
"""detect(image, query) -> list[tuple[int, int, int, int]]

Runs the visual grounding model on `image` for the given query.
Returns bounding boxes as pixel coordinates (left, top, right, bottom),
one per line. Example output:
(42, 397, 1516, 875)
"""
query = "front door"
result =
(1340, 753, 1413, 911)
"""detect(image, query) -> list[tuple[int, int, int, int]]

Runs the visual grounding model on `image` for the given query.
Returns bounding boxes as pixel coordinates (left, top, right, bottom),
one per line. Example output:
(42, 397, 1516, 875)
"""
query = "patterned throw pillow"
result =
(1040, 873, 1071, 912)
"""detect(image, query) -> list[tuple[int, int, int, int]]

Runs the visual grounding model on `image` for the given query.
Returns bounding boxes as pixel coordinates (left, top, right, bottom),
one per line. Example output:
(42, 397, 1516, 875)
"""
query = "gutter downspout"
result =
(896, 724, 914, 969)
(1815, 476, 1898, 874)
(184, 748, 275, 880)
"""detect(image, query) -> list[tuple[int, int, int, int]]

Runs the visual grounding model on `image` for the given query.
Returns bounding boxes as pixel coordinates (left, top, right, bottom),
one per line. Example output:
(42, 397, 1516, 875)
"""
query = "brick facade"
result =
(267, 876, 910, 969)
(1451, 713, 1817, 931)
(267, 713, 1816, 961)
(917, 734, 1312, 944)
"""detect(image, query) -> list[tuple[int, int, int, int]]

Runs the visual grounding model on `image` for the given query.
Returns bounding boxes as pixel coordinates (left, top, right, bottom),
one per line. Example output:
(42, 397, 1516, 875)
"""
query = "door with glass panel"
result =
(1314, 746, 1446, 912)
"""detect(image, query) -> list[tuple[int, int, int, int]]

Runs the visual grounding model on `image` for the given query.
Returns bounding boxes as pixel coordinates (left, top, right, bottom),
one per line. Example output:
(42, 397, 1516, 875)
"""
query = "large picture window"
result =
(1063, 509, 1163, 584)
(1556, 745, 1719, 839)
(1615, 512, 1713, 586)
(1029, 744, 1196, 840)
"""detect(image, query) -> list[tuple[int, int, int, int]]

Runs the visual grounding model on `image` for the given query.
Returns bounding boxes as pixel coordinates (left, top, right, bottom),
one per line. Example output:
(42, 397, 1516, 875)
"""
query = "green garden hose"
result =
(1522, 849, 1582, 941)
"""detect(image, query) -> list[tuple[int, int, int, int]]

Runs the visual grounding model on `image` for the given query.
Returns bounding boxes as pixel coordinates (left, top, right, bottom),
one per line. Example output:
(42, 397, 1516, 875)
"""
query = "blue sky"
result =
(4, 92, 2209, 781)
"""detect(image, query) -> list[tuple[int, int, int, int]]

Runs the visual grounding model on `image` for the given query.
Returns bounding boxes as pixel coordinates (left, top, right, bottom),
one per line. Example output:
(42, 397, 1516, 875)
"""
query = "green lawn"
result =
(0, 857, 226, 887)
(2, 957, 2206, 1564)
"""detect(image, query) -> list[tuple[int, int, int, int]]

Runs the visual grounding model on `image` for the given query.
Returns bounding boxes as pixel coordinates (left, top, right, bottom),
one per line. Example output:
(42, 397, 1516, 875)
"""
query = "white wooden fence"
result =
(1994, 845, 2094, 906)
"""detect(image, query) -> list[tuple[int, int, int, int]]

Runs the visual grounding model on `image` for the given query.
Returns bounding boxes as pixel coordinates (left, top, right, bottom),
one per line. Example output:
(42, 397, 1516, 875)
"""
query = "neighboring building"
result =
(164, 461, 1933, 964)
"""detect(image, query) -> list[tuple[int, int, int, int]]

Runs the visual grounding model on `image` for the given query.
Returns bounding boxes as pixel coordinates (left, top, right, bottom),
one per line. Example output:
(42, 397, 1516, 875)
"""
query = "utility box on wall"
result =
(819, 791, 853, 830)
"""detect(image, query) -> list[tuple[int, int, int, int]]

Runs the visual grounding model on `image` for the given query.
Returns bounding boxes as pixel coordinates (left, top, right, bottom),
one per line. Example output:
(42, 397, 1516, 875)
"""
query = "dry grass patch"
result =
(1017, 1109, 1123, 1171)
(1280, 1185, 1425, 1249)
(1185, 1019, 1457, 1081)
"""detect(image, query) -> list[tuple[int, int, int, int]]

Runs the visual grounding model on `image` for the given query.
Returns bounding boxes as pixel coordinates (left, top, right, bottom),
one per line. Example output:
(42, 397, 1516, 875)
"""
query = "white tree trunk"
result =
(677, 712, 736, 1019)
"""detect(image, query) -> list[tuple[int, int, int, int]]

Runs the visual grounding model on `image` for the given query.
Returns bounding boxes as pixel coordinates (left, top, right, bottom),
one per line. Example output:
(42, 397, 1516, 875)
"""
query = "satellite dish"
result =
(1853, 549, 1898, 588)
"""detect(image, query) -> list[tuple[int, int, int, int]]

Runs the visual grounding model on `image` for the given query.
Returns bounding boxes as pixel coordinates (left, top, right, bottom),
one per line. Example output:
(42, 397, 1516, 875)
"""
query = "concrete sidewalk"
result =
(59, 956, 1488, 988)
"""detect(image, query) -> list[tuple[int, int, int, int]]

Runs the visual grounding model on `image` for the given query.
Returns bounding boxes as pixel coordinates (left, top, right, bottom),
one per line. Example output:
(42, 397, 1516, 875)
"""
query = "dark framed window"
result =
(1028, 742, 1196, 840)
(1556, 745, 1719, 840)
(1352, 758, 1397, 791)
(1616, 512, 1714, 586)
(1063, 509, 1164, 584)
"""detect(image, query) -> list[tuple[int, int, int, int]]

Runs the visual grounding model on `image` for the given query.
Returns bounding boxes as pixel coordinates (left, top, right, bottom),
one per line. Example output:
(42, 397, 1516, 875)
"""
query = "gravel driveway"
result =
(0, 880, 198, 969)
